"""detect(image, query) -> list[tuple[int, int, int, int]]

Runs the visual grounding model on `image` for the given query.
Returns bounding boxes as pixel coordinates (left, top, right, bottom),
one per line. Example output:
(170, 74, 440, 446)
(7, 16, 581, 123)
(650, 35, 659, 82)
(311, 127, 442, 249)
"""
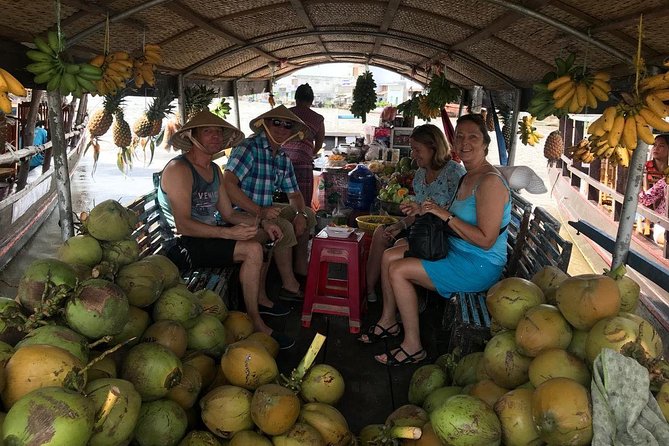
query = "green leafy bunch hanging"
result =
(350, 70, 377, 123)
(212, 98, 232, 119)
(425, 72, 461, 110)
(397, 92, 422, 119)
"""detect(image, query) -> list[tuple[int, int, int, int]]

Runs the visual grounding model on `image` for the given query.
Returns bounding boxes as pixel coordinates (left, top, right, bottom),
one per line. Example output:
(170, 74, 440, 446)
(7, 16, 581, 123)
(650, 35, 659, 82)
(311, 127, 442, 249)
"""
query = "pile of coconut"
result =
(355, 267, 669, 445)
(0, 199, 353, 446)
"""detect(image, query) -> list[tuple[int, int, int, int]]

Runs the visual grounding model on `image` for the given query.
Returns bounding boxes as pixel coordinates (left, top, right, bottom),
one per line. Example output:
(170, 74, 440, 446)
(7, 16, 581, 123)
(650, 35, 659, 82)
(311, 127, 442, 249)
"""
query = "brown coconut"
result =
(494, 388, 542, 446)
(200, 385, 254, 439)
(141, 319, 189, 358)
(250, 383, 301, 436)
(483, 331, 532, 389)
(555, 274, 620, 330)
(515, 304, 572, 357)
(220, 339, 278, 390)
(468, 379, 509, 409)
(528, 348, 591, 388)
(486, 277, 545, 329)
(223, 311, 254, 344)
(531, 265, 569, 304)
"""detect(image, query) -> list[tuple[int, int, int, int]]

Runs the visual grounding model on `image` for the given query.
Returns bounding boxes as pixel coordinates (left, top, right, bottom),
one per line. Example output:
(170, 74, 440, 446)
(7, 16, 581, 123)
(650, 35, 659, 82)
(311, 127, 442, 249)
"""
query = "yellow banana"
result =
(553, 80, 576, 100)
(595, 142, 611, 156)
(615, 146, 629, 168)
(638, 106, 669, 132)
(587, 116, 605, 135)
(568, 92, 582, 113)
(591, 78, 611, 93)
(547, 74, 573, 91)
(90, 55, 106, 67)
(603, 146, 615, 158)
(589, 84, 609, 102)
(576, 83, 588, 108)
(640, 72, 669, 91)
(602, 106, 617, 132)
(653, 89, 669, 101)
(0, 68, 27, 96)
(110, 59, 133, 70)
(621, 115, 637, 150)
(634, 114, 656, 145)
(134, 71, 145, 88)
(0, 72, 7, 92)
(110, 51, 130, 61)
(585, 88, 598, 108)
(0, 92, 11, 113)
(608, 114, 625, 147)
(645, 93, 669, 118)
(593, 72, 611, 82)
(554, 87, 575, 109)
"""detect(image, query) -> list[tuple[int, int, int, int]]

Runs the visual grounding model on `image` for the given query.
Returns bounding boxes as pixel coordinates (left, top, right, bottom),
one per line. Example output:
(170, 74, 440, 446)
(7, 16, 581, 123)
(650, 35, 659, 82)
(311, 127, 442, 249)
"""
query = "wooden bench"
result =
(126, 172, 240, 308)
(443, 198, 573, 355)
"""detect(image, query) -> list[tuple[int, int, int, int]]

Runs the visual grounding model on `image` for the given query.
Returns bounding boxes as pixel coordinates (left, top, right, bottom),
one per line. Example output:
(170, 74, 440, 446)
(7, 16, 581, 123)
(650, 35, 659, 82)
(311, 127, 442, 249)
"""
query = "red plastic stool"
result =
(302, 228, 366, 333)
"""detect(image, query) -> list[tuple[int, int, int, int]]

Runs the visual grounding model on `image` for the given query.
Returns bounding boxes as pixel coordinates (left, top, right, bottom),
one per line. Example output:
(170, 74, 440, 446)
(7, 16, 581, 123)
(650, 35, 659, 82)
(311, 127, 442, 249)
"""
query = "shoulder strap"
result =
(447, 175, 466, 209)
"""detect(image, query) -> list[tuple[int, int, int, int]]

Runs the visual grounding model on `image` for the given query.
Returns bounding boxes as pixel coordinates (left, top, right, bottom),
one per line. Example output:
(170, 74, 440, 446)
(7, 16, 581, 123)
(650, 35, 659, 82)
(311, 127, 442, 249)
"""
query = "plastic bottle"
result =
(346, 165, 378, 211)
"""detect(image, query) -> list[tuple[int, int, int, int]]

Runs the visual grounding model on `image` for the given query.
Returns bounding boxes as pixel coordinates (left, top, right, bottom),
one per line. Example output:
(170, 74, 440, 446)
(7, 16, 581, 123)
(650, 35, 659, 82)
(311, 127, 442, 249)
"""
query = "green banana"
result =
(61, 72, 77, 93)
(33, 36, 55, 57)
(26, 62, 57, 74)
(75, 75, 96, 92)
(46, 72, 62, 92)
(34, 68, 60, 84)
(26, 50, 54, 63)
(47, 30, 62, 53)
(64, 63, 80, 74)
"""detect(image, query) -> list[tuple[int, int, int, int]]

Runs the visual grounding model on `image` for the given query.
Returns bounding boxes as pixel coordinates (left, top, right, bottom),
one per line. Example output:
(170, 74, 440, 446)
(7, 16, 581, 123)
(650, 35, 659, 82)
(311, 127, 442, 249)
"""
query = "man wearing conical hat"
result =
(158, 110, 295, 349)
(224, 105, 317, 301)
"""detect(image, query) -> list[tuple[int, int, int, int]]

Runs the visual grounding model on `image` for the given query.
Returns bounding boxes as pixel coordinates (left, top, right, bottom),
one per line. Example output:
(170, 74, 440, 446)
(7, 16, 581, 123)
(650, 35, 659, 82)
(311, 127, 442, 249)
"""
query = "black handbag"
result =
(404, 213, 451, 260)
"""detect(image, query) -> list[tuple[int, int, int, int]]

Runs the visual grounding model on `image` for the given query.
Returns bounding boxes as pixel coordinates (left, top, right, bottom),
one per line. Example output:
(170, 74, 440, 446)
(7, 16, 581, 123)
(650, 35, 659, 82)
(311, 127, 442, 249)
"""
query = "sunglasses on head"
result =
(271, 119, 294, 130)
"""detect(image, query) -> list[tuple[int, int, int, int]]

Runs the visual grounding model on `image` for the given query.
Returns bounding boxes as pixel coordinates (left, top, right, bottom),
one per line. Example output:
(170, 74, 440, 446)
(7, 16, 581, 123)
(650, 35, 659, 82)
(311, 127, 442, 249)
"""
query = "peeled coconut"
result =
(220, 339, 278, 390)
(153, 286, 202, 329)
(532, 377, 592, 446)
(57, 234, 103, 267)
(109, 305, 150, 347)
(528, 348, 591, 388)
(16, 258, 78, 312)
(2, 386, 95, 446)
(179, 430, 223, 446)
(85, 378, 142, 446)
(187, 314, 227, 356)
(141, 320, 189, 358)
(422, 386, 462, 413)
(83, 199, 136, 241)
(65, 278, 129, 339)
(272, 422, 325, 446)
(300, 364, 345, 405)
(134, 399, 188, 446)
(246, 331, 280, 358)
(0, 297, 26, 345)
(1, 344, 85, 408)
(144, 254, 181, 288)
(223, 311, 254, 343)
(195, 289, 228, 321)
(486, 277, 545, 329)
(299, 402, 352, 446)
(200, 385, 254, 439)
(493, 388, 542, 446)
(101, 238, 140, 267)
(468, 379, 509, 409)
(430, 394, 502, 446)
(515, 304, 572, 357)
(116, 260, 165, 307)
(531, 265, 569, 304)
(408, 364, 448, 406)
(167, 364, 202, 409)
(15, 324, 89, 363)
(230, 430, 272, 446)
(483, 331, 532, 389)
(251, 383, 301, 436)
(121, 342, 183, 401)
(555, 274, 620, 330)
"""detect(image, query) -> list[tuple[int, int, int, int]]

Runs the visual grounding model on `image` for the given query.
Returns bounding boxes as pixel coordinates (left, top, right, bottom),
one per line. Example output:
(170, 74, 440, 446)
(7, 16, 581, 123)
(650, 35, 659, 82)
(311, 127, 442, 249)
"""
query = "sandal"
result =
(357, 322, 401, 344)
(375, 346, 427, 366)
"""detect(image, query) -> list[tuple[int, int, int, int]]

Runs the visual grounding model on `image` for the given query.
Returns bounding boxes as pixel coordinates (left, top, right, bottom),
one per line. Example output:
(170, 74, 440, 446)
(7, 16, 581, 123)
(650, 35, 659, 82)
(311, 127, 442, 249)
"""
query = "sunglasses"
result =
(271, 119, 294, 130)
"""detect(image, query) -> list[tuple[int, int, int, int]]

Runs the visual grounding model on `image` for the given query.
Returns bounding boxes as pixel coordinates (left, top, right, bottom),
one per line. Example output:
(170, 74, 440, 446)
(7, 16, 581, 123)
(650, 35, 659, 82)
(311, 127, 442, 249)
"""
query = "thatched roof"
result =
(0, 0, 667, 95)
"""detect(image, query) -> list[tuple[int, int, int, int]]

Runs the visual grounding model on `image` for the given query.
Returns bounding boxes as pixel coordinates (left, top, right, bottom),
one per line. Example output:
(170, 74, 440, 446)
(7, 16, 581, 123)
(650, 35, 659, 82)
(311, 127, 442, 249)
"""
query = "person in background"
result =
(29, 120, 48, 170)
(224, 105, 317, 302)
(364, 124, 465, 303)
(361, 114, 511, 366)
(638, 134, 668, 244)
(283, 83, 325, 209)
(158, 110, 294, 350)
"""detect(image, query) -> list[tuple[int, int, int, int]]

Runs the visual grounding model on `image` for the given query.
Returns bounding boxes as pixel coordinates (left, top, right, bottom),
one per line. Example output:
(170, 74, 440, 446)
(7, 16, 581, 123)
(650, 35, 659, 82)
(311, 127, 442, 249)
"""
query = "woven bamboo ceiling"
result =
(1, 0, 668, 93)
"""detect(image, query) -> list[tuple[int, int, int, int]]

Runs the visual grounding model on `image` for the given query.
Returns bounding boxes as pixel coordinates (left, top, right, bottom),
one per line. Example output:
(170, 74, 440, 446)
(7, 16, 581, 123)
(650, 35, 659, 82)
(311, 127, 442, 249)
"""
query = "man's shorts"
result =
(254, 204, 317, 250)
(181, 236, 237, 267)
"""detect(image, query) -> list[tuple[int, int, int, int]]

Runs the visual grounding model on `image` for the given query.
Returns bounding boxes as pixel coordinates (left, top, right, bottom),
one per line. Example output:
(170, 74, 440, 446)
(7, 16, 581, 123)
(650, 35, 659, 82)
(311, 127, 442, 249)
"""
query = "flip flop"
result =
(278, 287, 304, 302)
(375, 346, 427, 366)
(357, 322, 401, 344)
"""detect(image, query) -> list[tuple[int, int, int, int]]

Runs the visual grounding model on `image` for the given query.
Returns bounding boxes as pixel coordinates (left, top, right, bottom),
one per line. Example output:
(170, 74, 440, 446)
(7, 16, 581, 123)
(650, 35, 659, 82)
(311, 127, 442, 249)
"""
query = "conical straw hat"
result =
(249, 104, 307, 139)
(169, 110, 245, 152)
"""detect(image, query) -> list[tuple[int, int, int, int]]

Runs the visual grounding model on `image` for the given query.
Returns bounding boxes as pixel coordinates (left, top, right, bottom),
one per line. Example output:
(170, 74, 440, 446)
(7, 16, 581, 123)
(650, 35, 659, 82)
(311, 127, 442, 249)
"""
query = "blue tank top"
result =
(157, 155, 221, 229)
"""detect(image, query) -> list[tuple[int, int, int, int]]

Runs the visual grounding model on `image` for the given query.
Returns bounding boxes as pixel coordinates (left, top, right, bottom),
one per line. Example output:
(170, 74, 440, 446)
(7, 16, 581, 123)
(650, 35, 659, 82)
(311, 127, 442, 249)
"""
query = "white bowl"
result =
(325, 226, 355, 238)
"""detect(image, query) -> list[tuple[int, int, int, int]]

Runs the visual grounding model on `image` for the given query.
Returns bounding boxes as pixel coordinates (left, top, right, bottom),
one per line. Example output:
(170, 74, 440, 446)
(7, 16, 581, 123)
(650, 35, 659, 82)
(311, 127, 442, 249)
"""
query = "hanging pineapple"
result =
(133, 89, 174, 138)
(485, 108, 495, 132)
(543, 130, 565, 162)
(184, 85, 217, 122)
(113, 108, 133, 173)
(499, 106, 514, 150)
(87, 91, 125, 138)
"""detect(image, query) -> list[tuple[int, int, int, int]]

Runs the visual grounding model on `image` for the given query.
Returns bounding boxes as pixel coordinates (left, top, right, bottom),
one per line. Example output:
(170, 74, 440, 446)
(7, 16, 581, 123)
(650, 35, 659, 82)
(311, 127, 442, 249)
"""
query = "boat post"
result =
(611, 140, 649, 270)
(506, 88, 522, 166)
(46, 90, 75, 241)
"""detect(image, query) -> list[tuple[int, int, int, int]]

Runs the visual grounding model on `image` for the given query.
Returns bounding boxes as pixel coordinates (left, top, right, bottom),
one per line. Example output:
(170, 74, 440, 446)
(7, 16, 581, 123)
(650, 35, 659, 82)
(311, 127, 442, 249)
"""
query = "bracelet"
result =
(445, 214, 454, 226)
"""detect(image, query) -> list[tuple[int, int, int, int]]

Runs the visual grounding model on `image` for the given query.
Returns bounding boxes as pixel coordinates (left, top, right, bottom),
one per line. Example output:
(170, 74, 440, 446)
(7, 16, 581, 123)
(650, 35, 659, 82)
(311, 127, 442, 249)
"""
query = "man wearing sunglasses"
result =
(224, 105, 317, 303)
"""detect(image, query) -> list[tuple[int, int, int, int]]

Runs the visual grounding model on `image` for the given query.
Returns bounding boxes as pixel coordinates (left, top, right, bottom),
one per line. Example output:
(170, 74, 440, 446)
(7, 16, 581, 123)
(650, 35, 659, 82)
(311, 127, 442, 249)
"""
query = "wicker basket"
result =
(355, 215, 398, 235)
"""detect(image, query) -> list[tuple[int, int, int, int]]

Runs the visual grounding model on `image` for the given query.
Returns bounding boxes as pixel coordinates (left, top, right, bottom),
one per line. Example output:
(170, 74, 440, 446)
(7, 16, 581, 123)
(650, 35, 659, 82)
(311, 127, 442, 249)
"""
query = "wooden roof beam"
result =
(289, 0, 333, 61)
(367, 0, 402, 65)
(590, 5, 669, 32)
(59, 0, 146, 32)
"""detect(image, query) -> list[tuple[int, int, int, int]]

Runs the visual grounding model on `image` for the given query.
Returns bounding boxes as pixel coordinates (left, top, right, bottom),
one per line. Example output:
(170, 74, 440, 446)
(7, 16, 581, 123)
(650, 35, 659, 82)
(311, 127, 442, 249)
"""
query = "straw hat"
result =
(169, 110, 245, 152)
(249, 104, 307, 139)
(496, 165, 547, 194)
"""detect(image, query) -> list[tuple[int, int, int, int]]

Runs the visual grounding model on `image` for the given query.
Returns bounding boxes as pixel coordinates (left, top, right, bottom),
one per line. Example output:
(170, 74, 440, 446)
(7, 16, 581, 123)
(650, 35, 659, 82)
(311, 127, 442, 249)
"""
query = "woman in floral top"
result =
(363, 124, 465, 304)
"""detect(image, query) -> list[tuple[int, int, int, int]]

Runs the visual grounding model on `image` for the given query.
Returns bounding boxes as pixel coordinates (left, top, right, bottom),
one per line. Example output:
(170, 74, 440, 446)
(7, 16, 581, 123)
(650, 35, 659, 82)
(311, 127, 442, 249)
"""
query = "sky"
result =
(276, 63, 421, 88)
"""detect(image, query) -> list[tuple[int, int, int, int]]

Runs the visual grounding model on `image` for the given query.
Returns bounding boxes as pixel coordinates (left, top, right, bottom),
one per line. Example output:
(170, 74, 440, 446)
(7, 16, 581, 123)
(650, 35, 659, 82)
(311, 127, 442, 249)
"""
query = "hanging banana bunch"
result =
(0, 68, 27, 113)
(133, 44, 162, 88)
(89, 51, 134, 96)
(26, 30, 103, 97)
(547, 70, 611, 115)
(517, 115, 543, 146)
(527, 54, 576, 120)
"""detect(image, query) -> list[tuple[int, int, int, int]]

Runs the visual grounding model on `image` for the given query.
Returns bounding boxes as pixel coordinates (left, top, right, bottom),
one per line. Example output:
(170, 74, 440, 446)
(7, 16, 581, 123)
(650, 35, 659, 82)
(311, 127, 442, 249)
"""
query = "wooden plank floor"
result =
(262, 265, 451, 434)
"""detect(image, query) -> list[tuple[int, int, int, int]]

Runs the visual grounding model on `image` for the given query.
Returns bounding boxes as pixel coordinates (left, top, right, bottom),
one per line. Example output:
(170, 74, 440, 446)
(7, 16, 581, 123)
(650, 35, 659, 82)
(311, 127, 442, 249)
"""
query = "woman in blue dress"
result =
(366, 114, 511, 366)
(364, 124, 465, 303)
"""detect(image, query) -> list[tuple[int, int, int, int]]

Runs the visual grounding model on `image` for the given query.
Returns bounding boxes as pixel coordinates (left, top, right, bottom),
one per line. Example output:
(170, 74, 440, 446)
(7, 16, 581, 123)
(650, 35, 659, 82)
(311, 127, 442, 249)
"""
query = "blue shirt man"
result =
(29, 121, 48, 169)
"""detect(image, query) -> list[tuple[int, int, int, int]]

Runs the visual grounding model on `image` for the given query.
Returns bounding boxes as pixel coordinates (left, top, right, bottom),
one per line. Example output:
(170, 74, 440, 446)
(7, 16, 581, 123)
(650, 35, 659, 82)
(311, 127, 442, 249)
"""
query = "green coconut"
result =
(70, 263, 93, 281)
(182, 351, 217, 390)
(486, 277, 545, 329)
(121, 342, 183, 401)
(143, 254, 181, 288)
(101, 238, 140, 267)
(618, 312, 664, 360)
(3, 386, 95, 446)
(141, 320, 189, 358)
(300, 363, 345, 405)
(299, 402, 352, 446)
(186, 314, 227, 356)
(515, 304, 572, 357)
(422, 386, 462, 413)
(585, 316, 640, 364)
(153, 286, 202, 329)
(408, 364, 448, 406)
(85, 378, 142, 446)
(385, 404, 429, 428)
(65, 278, 129, 339)
(57, 234, 103, 267)
(272, 423, 324, 446)
(493, 388, 542, 446)
(166, 364, 202, 410)
(195, 289, 228, 321)
(200, 385, 254, 439)
(567, 328, 589, 361)
(528, 348, 591, 388)
(86, 352, 117, 381)
(430, 394, 502, 446)
(134, 399, 188, 446)
(115, 259, 165, 307)
(531, 265, 569, 304)
(0, 297, 26, 346)
(109, 305, 150, 348)
(16, 258, 78, 312)
(452, 352, 484, 387)
(15, 324, 89, 363)
(483, 331, 532, 389)
(179, 431, 223, 446)
(83, 200, 136, 242)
